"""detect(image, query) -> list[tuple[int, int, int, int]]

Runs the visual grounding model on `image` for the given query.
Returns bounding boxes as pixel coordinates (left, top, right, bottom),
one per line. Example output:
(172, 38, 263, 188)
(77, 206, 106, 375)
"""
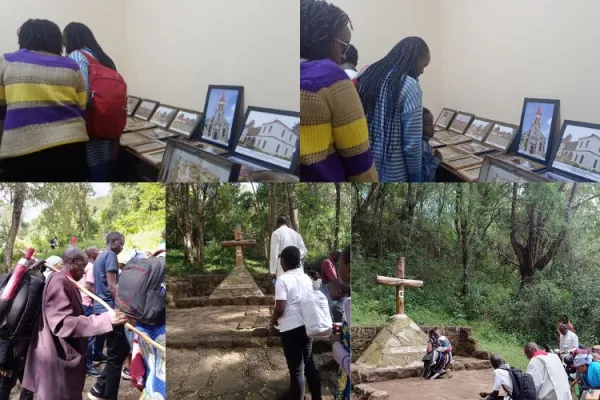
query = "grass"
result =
(354, 303, 529, 369)
(167, 247, 269, 277)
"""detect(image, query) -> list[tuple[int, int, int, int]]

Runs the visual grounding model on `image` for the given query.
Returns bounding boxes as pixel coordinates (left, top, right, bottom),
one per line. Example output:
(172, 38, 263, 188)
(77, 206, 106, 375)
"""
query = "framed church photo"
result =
(448, 112, 475, 135)
(492, 153, 544, 172)
(434, 108, 456, 130)
(484, 122, 519, 152)
(200, 85, 244, 150)
(228, 106, 300, 174)
(479, 156, 549, 183)
(159, 140, 241, 183)
(516, 98, 560, 164)
(149, 105, 179, 128)
(169, 109, 203, 138)
(465, 118, 495, 142)
(134, 99, 160, 121)
(127, 96, 141, 117)
(550, 120, 600, 182)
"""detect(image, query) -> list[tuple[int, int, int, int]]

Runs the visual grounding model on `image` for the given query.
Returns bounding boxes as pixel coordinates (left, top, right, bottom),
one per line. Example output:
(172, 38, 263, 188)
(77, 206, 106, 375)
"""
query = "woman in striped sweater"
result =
(0, 19, 89, 181)
(300, 0, 377, 182)
(357, 37, 431, 182)
(63, 22, 119, 182)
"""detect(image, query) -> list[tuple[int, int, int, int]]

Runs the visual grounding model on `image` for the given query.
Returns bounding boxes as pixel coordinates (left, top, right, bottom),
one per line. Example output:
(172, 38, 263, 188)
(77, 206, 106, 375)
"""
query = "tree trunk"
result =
(4, 184, 26, 272)
(268, 184, 276, 261)
(286, 184, 299, 231)
(334, 183, 341, 250)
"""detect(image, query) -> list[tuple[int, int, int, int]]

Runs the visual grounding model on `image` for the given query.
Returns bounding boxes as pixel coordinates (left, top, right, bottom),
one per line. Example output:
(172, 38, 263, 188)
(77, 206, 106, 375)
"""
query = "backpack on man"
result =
(500, 366, 537, 400)
(81, 51, 128, 141)
(116, 257, 166, 325)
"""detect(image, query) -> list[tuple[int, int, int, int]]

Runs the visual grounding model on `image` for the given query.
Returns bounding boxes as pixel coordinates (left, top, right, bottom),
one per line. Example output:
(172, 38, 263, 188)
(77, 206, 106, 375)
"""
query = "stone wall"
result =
(350, 325, 491, 362)
(168, 273, 274, 300)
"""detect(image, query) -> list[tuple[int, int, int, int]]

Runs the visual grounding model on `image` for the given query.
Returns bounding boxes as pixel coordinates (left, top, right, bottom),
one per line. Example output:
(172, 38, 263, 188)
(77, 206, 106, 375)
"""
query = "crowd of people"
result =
(268, 216, 351, 400)
(0, 19, 122, 182)
(300, 0, 442, 183)
(0, 231, 166, 400)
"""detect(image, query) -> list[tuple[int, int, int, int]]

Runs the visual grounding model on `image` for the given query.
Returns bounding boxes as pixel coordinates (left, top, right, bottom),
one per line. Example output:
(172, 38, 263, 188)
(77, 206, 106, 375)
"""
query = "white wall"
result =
(0, 0, 126, 71)
(334, 0, 444, 117)
(123, 0, 299, 113)
(440, 0, 600, 125)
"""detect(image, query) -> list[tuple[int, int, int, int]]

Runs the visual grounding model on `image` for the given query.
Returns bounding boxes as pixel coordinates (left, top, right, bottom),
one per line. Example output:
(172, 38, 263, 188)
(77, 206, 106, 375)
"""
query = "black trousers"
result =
(0, 142, 88, 182)
(0, 375, 33, 400)
(280, 326, 321, 400)
(93, 324, 130, 400)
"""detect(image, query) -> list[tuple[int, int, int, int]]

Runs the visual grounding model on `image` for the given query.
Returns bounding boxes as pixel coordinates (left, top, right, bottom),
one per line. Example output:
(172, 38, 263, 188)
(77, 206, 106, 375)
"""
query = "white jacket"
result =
(526, 353, 571, 400)
(269, 225, 307, 278)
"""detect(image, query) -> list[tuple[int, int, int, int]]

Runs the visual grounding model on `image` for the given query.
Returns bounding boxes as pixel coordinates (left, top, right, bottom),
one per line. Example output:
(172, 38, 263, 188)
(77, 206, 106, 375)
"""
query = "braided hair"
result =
(300, 0, 352, 61)
(63, 22, 116, 71)
(357, 37, 430, 171)
(17, 19, 63, 56)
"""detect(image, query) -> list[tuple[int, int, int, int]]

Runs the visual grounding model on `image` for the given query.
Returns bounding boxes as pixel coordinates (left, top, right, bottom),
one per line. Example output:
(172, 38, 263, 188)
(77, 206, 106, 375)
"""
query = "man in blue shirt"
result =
(89, 232, 127, 400)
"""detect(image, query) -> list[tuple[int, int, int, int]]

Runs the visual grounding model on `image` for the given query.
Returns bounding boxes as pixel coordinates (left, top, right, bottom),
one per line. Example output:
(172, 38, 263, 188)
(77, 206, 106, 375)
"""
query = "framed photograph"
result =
(465, 118, 495, 142)
(438, 146, 470, 161)
(149, 105, 179, 128)
(129, 140, 167, 154)
(197, 142, 228, 156)
(140, 128, 177, 141)
(454, 142, 496, 156)
(446, 155, 483, 170)
(429, 139, 444, 149)
(229, 106, 300, 174)
(484, 122, 519, 152)
(479, 156, 549, 182)
(134, 99, 160, 121)
(492, 153, 544, 171)
(120, 132, 152, 147)
(440, 135, 472, 146)
(238, 165, 300, 183)
(127, 96, 141, 117)
(456, 165, 481, 182)
(551, 120, 600, 182)
(200, 85, 244, 149)
(141, 149, 165, 167)
(516, 98, 560, 163)
(448, 112, 475, 135)
(159, 140, 241, 183)
(124, 119, 156, 133)
(434, 108, 456, 130)
(169, 109, 203, 138)
(434, 130, 456, 141)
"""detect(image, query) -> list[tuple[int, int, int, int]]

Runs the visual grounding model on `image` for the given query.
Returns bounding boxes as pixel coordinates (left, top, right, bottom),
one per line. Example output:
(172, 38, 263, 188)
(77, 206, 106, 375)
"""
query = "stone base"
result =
(209, 265, 264, 298)
(356, 314, 428, 369)
(175, 295, 274, 308)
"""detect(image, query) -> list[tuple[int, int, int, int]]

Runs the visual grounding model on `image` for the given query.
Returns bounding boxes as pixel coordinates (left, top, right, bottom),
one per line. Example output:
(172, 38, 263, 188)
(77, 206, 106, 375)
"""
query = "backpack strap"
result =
(79, 50, 98, 65)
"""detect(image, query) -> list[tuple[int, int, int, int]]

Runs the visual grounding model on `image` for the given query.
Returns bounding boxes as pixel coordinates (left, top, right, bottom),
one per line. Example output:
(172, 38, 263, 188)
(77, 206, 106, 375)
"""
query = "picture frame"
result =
(492, 153, 544, 172)
(434, 130, 457, 141)
(139, 128, 178, 141)
(149, 105, 179, 129)
(549, 120, 600, 182)
(429, 139, 444, 149)
(440, 135, 472, 146)
(134, 99, 160, 121)
(453, 141, 497, 156)
(448, 112, 475, 135)
(124, 119, 156, 133)
(120, 132, 152, 147)
(228, 106, 300, 174)
(515, 98, 561, 164)
(198, 85, 245, 150)
(484, 122, 519, 152)
(464, 117, 496, 142)
(129, 140, 167, 154)
(478, 156, 549, 183)
(127, 96, 141, 117)
(434, 108, 457, 130)
(168, 109, 203, 138)
(159, 140, 241, 183)
(438, 146, 470, 162)
(456, 165, 482, 182)
(445, 154, 483, 170)
(141, 149, 166, 167)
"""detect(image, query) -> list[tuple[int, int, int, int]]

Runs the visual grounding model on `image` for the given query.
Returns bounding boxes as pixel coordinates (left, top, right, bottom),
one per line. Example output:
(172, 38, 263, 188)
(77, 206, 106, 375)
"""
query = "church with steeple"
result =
(520, 106, 548, 158)
(205, 92, 232, 144)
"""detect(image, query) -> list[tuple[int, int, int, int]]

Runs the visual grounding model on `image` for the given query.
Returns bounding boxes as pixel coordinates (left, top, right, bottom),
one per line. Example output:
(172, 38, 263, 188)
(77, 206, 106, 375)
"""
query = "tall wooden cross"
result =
(376, 257, 423, 315)
(221, 225, 257, 267)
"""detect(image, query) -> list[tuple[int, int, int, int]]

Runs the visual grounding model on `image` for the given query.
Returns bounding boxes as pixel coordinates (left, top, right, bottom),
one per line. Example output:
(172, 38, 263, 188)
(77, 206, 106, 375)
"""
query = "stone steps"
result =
(174, 295, 275, 308)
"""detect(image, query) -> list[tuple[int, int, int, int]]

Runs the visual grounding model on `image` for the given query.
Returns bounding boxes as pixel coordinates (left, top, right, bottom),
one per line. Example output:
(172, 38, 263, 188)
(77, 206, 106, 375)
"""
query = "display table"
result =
(115, 146, 159, 182)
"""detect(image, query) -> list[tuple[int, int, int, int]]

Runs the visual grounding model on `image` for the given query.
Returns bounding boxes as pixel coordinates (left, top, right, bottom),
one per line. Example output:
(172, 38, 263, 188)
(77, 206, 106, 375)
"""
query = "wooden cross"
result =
(221, 225, 257, 267)
(376, 257, 423, 315)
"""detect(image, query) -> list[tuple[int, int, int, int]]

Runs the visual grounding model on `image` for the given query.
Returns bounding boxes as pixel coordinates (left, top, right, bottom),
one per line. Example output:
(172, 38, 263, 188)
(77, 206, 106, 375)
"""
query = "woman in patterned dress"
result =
(423, 328, 453, 379)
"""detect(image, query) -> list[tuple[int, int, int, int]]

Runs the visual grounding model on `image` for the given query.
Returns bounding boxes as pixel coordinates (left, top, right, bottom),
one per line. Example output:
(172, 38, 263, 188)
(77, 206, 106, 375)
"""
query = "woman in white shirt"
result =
(270, 246, 321, 400)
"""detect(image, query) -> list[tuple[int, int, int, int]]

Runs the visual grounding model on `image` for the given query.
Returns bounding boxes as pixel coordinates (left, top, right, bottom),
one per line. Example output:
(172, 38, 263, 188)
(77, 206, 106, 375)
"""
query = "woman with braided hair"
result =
(300, 0, 378, 182)
(357, 37, 431, 182)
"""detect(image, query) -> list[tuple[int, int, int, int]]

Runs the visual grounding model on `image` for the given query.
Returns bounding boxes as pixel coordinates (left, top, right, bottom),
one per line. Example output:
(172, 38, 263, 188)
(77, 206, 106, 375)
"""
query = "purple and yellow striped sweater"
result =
(300, 59, 378, 182)
(0, 49, 88, 158)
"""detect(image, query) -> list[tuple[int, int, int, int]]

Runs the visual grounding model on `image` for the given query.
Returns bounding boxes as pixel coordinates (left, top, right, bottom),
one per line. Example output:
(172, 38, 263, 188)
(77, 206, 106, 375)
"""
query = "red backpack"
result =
(81, 52, 128, 140)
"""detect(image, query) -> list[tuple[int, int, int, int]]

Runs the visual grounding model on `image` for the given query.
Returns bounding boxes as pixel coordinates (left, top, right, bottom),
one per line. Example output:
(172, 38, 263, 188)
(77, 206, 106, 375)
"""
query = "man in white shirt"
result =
(524, 342, 571, 400)
(341, 45, 358, 80)
(270, 216, 308, 279)
(558, 324, 579, 353)
(480, 354, 513, 400)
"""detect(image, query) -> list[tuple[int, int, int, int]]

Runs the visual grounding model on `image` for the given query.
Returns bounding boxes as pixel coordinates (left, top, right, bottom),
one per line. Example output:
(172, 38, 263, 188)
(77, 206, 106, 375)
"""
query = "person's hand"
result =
(109, 310, 129, 325)
(269, 316, 278, 328)
(332, 322, 342, 334)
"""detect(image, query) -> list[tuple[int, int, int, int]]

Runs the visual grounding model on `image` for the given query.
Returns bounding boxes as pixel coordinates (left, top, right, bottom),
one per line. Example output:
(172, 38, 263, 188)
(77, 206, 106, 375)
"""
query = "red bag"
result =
(81, 52, 127, 140)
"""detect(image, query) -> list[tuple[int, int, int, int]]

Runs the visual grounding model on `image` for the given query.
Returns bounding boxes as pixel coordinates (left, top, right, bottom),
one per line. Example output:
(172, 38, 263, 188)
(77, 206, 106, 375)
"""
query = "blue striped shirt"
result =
(365, 74, 423, 182)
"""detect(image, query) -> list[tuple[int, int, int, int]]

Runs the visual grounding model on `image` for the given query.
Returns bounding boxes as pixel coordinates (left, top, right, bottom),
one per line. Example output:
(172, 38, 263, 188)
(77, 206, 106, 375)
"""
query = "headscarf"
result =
(574, 353, 593, 368)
